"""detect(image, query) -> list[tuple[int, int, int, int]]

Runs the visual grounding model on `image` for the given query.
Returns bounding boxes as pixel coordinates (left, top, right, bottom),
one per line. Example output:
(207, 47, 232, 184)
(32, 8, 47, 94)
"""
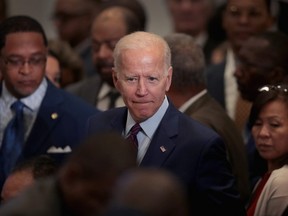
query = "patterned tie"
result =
(126, 123, 141, 149)
(0, 100, 25, 178)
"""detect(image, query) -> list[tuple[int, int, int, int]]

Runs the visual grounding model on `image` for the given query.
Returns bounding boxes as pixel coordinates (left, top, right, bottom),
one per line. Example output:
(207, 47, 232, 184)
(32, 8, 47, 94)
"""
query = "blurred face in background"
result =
(45, 54, 61, 88)
(167, 0, 213, 36)
(91, 9, 127, 86)
(223, 0, 273, 53)
(53, 0, 98, 47)
(234, 36, 274, 101)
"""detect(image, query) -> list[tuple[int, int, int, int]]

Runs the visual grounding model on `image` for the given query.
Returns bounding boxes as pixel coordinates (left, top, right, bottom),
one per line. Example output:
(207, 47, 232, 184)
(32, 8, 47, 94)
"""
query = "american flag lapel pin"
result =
(160, 146, 166, 152)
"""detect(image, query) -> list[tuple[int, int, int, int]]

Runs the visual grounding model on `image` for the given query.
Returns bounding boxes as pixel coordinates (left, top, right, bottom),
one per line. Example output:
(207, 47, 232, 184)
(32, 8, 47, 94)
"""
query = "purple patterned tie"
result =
(0, 100, 25, 186)
(127, 123, 141, 149)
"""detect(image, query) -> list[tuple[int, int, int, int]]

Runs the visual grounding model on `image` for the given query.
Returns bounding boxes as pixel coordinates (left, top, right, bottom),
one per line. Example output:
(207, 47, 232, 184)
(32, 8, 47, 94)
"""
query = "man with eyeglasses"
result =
(0, 15, 99, 190)
(66, 6, 141, 111)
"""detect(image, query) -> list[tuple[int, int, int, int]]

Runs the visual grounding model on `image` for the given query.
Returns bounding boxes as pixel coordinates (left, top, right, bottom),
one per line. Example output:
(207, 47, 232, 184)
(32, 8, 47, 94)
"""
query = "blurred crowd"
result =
(1, 0, 288, 216)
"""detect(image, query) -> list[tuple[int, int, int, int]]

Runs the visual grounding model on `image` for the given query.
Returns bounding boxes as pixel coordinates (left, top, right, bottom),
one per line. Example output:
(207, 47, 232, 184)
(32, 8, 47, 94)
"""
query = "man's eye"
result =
(30, 58, 43, 65)
(270, 123, 280, 128)
(148, 77, 157, 82)
(127, 77, 137, 82)
(8, 59, 23, 66)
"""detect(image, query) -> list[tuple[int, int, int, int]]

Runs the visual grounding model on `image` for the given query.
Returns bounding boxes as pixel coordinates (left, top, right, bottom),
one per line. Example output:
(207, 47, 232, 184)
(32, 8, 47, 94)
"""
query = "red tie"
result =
(127, 123, 141, 149)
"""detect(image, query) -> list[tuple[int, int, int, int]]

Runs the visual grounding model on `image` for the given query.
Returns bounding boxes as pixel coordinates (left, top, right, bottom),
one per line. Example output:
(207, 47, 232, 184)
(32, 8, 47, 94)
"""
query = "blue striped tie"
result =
(0, 100, 25, 181)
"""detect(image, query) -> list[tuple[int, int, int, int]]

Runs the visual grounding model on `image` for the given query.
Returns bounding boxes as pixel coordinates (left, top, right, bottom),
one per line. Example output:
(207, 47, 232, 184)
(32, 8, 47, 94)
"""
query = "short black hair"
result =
(101, 0, 147, 31)
(0, 15, 48, 50)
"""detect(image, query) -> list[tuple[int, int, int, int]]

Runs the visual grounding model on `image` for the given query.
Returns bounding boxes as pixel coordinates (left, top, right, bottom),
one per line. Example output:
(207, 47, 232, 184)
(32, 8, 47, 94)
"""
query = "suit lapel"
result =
(140, 104, 179, 167)
(110, 108, 128, 133)
(24, 82, 63, 155)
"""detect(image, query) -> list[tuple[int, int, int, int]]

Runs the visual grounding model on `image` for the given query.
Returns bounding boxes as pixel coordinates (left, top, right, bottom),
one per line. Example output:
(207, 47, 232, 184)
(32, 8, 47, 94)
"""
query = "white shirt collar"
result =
(126, 96, 169, 139)
(179, 89, 207, 112)
(2, 78, 47, 111)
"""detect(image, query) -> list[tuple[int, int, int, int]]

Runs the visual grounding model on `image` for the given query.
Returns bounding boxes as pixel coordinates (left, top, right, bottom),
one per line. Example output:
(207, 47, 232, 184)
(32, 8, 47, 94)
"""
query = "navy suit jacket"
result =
(0, 79, 99, 167)
(205, 61, 226, 109)
(87, 103, 246, 216)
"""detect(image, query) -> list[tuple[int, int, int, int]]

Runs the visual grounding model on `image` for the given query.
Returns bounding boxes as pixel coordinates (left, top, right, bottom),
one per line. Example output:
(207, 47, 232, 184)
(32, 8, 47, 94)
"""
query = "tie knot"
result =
(11, 100, 25, 113)
(130, 123, 141, 136)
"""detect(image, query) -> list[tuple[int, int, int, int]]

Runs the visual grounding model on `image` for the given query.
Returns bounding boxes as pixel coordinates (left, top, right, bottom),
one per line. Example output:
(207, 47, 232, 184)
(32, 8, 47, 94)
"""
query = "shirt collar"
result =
(179, 89, 207, 112)
(98, 82, 118, 100)
(126, 96, 169, 139)
(1, 78, 47, 111)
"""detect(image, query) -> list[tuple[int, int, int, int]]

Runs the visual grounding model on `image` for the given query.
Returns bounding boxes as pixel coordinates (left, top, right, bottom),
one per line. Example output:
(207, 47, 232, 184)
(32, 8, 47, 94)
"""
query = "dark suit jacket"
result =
(87, 103, 246, 216)
(184, 92, 250, 202)
(78, 39, 96, 78)
(0, 80, 99, 179)
(203, 36, 222, 65)
(205, 61, 226, 109)
(65, 75, 102, 106)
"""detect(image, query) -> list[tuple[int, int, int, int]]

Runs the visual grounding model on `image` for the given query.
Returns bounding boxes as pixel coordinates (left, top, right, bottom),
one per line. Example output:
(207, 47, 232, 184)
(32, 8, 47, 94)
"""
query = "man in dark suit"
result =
(87, 31, 246, 216)
(165, 33, 250, 203)
(66, 6, 141, 110)
(0, 15, 99, 189)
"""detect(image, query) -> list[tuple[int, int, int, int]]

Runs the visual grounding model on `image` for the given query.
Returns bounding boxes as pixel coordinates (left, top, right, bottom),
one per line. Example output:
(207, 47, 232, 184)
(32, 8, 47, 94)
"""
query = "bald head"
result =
(1, 170, 34, 203)
(100, 0, 146, 30)
(109, 168, 188, 216)
(113, 31, 171, 74)
(92, 6, 140, 36)
(91, 6, 141, 86)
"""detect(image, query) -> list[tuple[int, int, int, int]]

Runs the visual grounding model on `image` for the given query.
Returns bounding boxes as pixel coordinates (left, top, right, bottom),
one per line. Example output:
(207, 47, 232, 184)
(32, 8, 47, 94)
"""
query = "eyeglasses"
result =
(2, 56, 47, 70)
(258, 85, 288, 93)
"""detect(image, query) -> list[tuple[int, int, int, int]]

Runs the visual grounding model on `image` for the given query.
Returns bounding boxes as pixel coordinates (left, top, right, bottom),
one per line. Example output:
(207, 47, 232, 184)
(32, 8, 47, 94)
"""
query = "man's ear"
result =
(112, 68, 119, 88)
(165, 66, 173, 92)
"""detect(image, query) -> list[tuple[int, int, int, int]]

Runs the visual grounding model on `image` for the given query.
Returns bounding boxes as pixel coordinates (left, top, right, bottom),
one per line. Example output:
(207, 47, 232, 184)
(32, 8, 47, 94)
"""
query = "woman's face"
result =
(252, 99, 288, 164)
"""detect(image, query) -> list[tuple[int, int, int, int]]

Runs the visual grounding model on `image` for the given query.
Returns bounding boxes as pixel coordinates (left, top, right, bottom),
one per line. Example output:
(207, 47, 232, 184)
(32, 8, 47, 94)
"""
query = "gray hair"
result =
(113, 31, 171, 75)
(164, 33, 206, 91)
